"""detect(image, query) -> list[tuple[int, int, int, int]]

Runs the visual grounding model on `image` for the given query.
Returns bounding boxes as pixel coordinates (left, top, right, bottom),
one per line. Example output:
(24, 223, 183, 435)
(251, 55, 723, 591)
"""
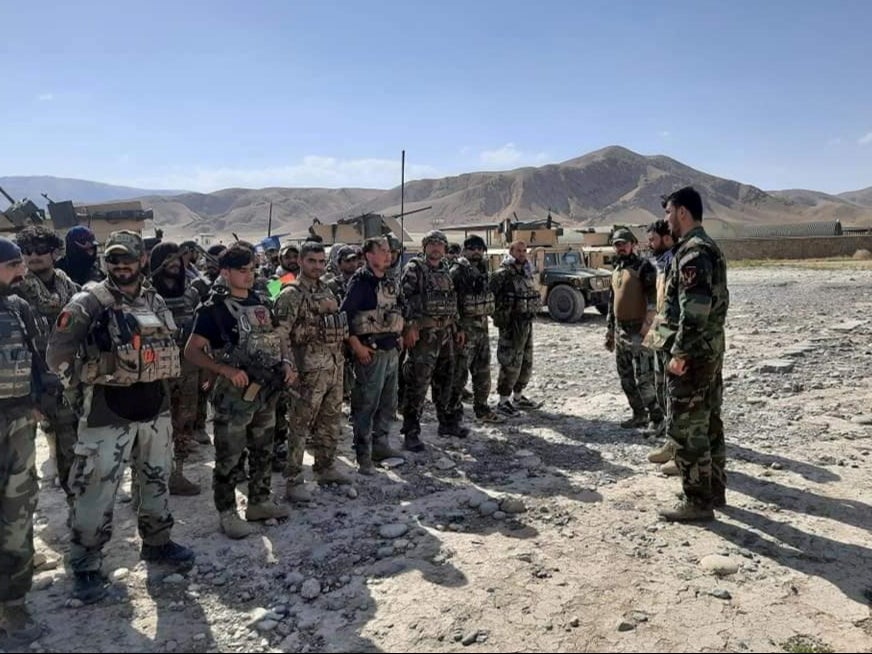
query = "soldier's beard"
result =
(109, 270, 140, 286)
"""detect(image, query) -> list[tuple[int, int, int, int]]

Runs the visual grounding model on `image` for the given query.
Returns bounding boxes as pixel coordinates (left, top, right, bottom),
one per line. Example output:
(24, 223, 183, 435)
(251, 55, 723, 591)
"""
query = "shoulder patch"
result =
(680, 266, 698, 288)
(56, 310, 72, 331)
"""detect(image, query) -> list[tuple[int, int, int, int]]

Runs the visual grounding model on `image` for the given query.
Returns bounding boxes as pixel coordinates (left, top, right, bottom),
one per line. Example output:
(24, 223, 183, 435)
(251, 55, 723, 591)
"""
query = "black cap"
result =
(463, 235, 487, 250)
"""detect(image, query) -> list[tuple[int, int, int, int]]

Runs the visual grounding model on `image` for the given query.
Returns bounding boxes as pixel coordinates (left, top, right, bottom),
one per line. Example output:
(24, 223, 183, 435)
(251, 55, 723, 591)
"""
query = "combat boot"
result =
(513, 395, 541, 410)
(220, 510, 258, 539)
(496, 400, 518, 416)
(620, 413, 648, 429)
(658, 498, 714, 522)
(285, 474, 313, 503)
(315, 465, 353, 486)
(403, 433, 426, 453)
(245, 501, 290, 521)
(0, 599, 44, 646)
(660, 460, 679, 476)
(140, 540, 196, 567)
(438, 422, 470, 438)
(474, 406, 503, 423)
(169, 463, 201, 496)
(71, 571, 109, 605)
(647, 442, 675, 464)
(357, 455, 377, 476)
(371, 441, 404, 461)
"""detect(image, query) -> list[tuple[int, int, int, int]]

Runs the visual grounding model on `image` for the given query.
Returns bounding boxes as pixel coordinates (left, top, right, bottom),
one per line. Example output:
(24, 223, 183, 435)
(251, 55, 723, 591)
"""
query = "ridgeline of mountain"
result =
(5, 148, 872, 237)
(0, 175, 185, 205)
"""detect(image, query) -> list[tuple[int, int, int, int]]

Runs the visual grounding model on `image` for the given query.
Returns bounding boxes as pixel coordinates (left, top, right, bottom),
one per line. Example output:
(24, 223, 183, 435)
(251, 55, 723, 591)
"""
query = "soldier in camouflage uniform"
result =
(47, 231, 195, 605)
(324, 245, 362, 403)
(185, 243, 293, 540)
(13, 226, 80, 503)
(401, 230, 466, 448)
(648, 187, 729, 522)
(604, 228, 662, 431)
(489, 240, 541, 415)
(0, 238, 47, 646)
(448, 235, 500, 423)
(150, 242, 203, 495)
(275, 242, 352, 502)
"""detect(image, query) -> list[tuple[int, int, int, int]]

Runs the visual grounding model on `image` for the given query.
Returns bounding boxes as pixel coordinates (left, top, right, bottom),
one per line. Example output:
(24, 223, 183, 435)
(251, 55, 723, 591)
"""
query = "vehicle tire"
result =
(547, 285, 585, 322)
(596, 303, 609, 316)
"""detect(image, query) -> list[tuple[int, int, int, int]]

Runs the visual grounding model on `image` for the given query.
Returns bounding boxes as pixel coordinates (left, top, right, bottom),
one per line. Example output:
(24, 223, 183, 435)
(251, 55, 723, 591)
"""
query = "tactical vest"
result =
(456, 263, 494, 319)
(286, 281, 349, 346)
(79, 284, 182, 386)
(351, 277, 404, 338)
(19, 271, 78, 352)
(0, 307, 33, 399)
(161, 285, 201, 344)
(612, 266, 647, 322)
(420, 262, 457, 319)
(506, 272, 541, 317)
(223, 298, 282, 366)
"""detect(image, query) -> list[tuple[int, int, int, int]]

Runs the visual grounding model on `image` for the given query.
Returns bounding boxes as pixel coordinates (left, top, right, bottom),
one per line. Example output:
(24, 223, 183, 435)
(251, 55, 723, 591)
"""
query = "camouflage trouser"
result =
(653, 349, 670, 420)
(402, 327, 455, 434)
(286, 364, 343, 478)
(352, 349, 399, 459)
(496, 319, 533, 397)
(0, 404, 37, 602)
(668, 356, 726, 507)
(211, 380, 277, 512)
(68, 405, 174, 573)
(194, 368, 209, 432)
(168, 359, 200, 463)
(447, 323, 491, 421)
(615, 325, 662, 421)
(40, 390, 79, 501)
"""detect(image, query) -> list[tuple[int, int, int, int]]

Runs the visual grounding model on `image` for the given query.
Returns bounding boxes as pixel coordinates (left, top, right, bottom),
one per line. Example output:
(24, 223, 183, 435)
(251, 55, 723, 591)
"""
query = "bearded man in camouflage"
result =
(649, 187, 729, 522)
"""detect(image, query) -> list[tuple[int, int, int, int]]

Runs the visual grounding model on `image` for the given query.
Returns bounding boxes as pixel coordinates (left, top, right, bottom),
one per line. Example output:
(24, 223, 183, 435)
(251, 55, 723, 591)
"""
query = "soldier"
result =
(448, 236, 500, 423)
(324, 245, 361, 403)
(446, 242, 462, 264)
(604, 227, 662, 430)
(203, 244, 226, 284)
(150, 242, 203, 495)
(649, 187, 729, 522)
(489, 240, 541, 415)
(401, 230, 467, 447)
(13, 226, 80, 503)
(56, 226, 105, 286)
(277, 243, 300, 277)
(340, 237, 405, 473)
(185, 243, 293, 539)
(385, 233, 404, 282)
(275, 242, 352, 501)
(0, 238, 47, 645)
(46, 230, 195, 604)
(644, 220, 678, 468)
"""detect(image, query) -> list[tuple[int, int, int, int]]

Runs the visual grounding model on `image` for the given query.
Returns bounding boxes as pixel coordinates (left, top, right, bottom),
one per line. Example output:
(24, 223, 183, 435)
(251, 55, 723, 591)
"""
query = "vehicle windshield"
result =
(544, 251, 585, 268)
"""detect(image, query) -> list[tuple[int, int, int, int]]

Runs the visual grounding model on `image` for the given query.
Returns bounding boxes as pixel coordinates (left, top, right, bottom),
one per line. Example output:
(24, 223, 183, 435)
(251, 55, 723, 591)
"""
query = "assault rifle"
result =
(220, 345, 299, 402)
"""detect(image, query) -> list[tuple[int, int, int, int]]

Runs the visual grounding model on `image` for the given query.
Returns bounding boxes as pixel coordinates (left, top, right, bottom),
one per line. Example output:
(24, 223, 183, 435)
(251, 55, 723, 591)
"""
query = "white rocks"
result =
(163, 573, 186, 584)
(111, 568, 130, 581)
(852, 414, 872, 425)
(478, 501, 499, 516)
(65, 598, 84, 609)
(256, 619, 279, 632)
(700, 555, 739, 576)
(829, 319, 867, 332)
(378, 523, 409, 539)
(380, 457, 406, 469)
(710, 588, 732, 600)
(433, 457, 456, 470)
(300, 578, 321, 600)
(346, 486, 359, 499)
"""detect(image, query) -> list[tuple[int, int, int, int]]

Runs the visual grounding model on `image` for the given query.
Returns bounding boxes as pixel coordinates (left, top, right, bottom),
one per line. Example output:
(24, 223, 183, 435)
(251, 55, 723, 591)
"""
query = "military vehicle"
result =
(0, 186, 46, 232)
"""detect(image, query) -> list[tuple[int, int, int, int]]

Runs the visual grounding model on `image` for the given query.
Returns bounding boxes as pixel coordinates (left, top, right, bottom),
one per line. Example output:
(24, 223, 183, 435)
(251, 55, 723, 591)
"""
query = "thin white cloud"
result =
(111, 156, 442, 192)
(858, 131, 872, 145)
(659, 130, 671, 138)
(479, 143, 549, 168)
(37, 93, 54, 101)
(827, 137, 842, 145)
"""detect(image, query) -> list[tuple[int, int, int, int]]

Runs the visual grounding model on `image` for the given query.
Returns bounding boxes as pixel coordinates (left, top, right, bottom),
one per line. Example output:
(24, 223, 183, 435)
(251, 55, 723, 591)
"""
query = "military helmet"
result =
(610, 227, 637, 245)
(422, 230, 448, 248)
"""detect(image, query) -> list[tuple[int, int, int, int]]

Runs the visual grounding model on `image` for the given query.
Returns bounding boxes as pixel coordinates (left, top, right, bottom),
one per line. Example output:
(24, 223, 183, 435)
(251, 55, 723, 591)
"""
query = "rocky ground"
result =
(9, 265, 872, 654)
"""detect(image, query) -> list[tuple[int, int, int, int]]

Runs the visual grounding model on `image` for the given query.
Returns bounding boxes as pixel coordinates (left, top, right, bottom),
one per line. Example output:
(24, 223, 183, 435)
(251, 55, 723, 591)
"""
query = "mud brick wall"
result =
(718, 235, 872, 260)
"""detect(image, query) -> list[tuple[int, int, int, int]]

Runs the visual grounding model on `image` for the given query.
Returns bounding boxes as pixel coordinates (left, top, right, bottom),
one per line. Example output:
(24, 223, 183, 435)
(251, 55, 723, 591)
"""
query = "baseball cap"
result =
(104, 230, 144, 258)
(611, 228, 637, 245)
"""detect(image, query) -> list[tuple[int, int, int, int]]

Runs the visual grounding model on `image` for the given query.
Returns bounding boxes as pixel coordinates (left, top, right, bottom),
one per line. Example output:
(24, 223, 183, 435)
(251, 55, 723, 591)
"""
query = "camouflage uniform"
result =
(400, 256, 458, 446)
(448, 257, 494, 420)
(46, 275, 187, 579)
(274, 276, 347, 482)
(606, 251, 661, 425)
(0, 295, 41, 604)
(649, 225, 729, 510)
(490, 259, 540, 398)
(14, 268, 80, 499)
(324, 271, 356, 402)
(644, 248, 675, 421)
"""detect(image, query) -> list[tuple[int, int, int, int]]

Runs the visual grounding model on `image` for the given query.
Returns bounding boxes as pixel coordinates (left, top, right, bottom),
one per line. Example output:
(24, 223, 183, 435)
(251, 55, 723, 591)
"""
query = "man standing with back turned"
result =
(650, 187, 729, 522)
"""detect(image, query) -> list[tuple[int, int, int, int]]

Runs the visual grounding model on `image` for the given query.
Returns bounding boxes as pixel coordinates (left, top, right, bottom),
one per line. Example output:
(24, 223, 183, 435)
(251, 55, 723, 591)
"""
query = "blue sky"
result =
(3, 0, 871, 194)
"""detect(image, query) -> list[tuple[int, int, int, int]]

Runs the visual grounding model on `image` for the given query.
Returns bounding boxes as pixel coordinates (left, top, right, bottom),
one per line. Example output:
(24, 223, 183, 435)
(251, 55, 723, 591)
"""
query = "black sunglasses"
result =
(105, 254, 138, 266)
(22, 245, 55, 256)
